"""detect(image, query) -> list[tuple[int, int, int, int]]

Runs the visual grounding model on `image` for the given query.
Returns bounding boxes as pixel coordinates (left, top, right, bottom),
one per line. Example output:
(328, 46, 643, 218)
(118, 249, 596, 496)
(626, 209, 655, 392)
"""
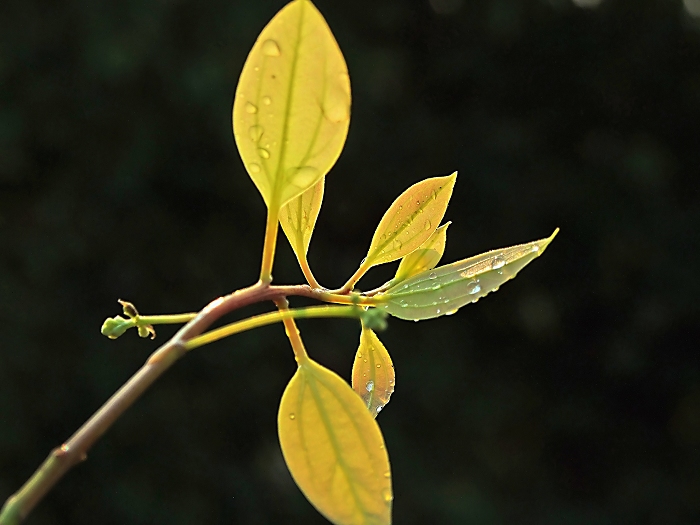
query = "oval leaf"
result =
(279, 358, 393, 525)
(393, 222, 450, 283)
(378, 229, 559, 321)
(364, 173, 456, 268)
(352, 326, 395, 418)
(280, 177, 324, 261)
(233, 0, 351, 210)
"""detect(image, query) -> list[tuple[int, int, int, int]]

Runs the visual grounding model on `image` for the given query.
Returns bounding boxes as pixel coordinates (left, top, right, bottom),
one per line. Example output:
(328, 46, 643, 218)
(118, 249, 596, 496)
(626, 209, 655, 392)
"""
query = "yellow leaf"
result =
(393, 222, 450, 283)
(233, 0, 351, 211)
(279, 358, 393, 525)
(352, 327, 395, 418)
(280, 177, 324, 261)
(365, 173, 456, 268)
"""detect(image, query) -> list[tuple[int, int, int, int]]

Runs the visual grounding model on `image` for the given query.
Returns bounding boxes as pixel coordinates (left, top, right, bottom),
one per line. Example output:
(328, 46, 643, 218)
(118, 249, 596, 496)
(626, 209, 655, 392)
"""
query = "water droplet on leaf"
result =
(262, 96, 272, 105)
(424, 220, 432, 231)
(429, 272, 437, 280)
(248, 125, 263, 142)
(245, 102, 258, 114)
(467, 281, 481, 295)
(366, 381, 374, 392)
(491, 256, 506, 270)
(261, 39, 281, 57)
(249, 163, 261, 174)
(258, 147, 270, 159)
(289, 413, 296, 420)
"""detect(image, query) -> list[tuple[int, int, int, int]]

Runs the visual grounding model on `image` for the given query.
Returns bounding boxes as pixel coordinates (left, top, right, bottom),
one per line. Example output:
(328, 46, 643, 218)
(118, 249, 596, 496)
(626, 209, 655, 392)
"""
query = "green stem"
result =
(260, 207, 280, 283)
(138, 313, 197, 325)
(184, 305, 357, 351)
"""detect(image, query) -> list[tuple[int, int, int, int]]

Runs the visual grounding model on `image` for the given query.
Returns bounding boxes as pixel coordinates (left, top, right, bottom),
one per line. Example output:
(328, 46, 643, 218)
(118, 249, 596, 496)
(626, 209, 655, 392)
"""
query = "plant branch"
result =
(0, 280, 375, 525)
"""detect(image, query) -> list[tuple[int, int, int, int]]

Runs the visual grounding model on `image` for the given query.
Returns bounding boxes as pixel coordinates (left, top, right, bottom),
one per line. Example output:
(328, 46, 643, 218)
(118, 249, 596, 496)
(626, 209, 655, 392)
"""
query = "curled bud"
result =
(101, 316, 132, 339)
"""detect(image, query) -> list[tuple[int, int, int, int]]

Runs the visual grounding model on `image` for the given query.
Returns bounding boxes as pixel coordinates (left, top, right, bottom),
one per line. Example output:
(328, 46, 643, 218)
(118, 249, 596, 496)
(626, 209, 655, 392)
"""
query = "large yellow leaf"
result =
(365, 173, 456, 268)
(393, 222, 450, 283)
(352, 327, 395, 418)
(278, 358, 393, 525)
(280, 177, 324, 261)
(233, 0, 351, 211)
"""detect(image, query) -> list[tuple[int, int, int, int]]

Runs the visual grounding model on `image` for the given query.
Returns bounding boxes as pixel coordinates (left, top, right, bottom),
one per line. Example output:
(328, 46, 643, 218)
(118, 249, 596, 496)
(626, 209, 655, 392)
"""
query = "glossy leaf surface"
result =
(364, 173, 456, 267)
(393, 222, 450, 283)
(352, 327, 395, 418)
(279, 358, 393, 525)
(280, 177, 324, 260)
(233, 0, 350, 210)
(378, 229, 559, 321)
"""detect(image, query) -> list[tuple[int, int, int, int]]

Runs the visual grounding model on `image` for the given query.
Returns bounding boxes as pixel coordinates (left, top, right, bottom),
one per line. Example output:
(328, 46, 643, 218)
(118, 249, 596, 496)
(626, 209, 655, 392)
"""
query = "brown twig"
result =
(0, 281, 364, 524)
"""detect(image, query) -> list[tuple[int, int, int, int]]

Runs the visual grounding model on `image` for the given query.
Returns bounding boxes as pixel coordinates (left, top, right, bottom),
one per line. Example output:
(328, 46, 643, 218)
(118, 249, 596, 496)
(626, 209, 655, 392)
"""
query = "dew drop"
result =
(363, 359, 368, 363)
(431, 190, 438, 200)
(262, 96, 272, 106)
(382, 488, 393, 502)
(384, 471, 391, 478)
(245, 102, 258, 114)
(366, 380, 374, 392)
(287, 166, 320, 188)
(376, 405, 384, 413)
(376, 363, 381, 369)
(258, 147, 270, 159)
(357, 351, 362, 358)
(248, 125, 263, 142)
(467, 281, 481, 295)
(393, 239, 402, 250)
(491, 256, 506, 270)
(532, 245, 540, 253)
(289, 413, 296, 420)
(424, 220, 432, 231)
(262, 39, 281, 57)
(249, 163, 261, 174)
(399, 205, 403, 210)
(432, 284, 441, 291)
(428, 272, 437, 280)
(445, 309, 457, 315)
(436, 308, 441, 314)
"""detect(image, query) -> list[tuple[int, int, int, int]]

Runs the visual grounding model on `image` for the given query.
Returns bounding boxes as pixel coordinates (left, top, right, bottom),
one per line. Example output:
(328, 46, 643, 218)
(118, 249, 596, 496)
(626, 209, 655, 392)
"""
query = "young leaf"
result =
(393, 222, 450, 283)
(378, 229, 559, 321)
(280, 177, 324, 265)
(279, 358, 393, 525)
(352, 326, 395, 418)
(233, 0, 351, 211)
(365, 173, 456, 268)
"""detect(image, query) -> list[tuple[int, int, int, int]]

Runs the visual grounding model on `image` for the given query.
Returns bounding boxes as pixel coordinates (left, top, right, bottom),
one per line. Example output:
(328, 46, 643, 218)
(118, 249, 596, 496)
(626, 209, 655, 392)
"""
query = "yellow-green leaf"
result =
(280, 177, 324, 261)
(233, 0, 351, 211)
(279, 358, 393, 525)
(365, 173, 456, 268)
(378, 229, 559, 321)
(352, 326, 395, 418)
(393, 222, 450, 283)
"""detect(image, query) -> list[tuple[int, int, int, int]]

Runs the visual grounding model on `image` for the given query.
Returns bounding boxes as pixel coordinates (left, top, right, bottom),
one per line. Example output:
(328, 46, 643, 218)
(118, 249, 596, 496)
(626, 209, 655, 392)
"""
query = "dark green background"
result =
(2, 0, 699, 523)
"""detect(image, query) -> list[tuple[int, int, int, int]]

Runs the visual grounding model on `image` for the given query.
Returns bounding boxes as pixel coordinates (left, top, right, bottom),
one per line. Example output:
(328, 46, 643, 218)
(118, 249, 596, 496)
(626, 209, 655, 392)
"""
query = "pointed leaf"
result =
(280, 177, 324, 260)
(279, 358, 393, 525)
(352, 326, 395, 418)
(378, 229, 559, 321)
(233, 0, 351, 210)
(364, 173, 456, 268)
(393, 222, 450, 283)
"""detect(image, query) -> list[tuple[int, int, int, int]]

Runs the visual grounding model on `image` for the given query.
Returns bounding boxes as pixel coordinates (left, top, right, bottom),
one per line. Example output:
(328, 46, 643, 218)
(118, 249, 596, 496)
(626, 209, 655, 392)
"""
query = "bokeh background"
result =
(2, 0, 700, 523)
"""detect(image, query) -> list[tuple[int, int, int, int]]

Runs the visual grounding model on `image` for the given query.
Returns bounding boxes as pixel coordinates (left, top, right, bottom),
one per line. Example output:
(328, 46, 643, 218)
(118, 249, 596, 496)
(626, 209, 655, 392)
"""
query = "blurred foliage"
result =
(1, 0, 699, 523)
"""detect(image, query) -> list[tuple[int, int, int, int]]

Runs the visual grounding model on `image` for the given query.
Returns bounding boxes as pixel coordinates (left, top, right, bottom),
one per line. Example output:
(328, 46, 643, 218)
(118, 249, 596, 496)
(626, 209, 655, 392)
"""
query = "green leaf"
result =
(280, 177, 324, 263)
(352, 326, 395, 418)
(378, 229, 559, 321)
(393, 222, 450, 283)
(364, 173, 456, 268)
(233, 0, 351, 211)
(278, 358, 393, 525)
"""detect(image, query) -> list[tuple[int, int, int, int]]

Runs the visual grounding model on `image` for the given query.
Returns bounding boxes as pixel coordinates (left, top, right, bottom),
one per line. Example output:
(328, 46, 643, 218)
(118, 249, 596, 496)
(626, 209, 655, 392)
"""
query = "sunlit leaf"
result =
(280, 177, 324, 262)
(364, 173, 456, 268)
(352, 326, 395, 418)
(279, 358, 393, 525)
(378, 229, 559, 321)
(233, 0, 351, 211)
(393, 222, 450, 283)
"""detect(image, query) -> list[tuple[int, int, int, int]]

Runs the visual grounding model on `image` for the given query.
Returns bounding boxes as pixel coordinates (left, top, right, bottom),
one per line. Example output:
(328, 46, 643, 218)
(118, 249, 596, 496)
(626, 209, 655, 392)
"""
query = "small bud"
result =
(101, 316, 131, 339)
(138, 324, 156, 340)
(118, 299, 139, 319)
(360, 308, 388, 332)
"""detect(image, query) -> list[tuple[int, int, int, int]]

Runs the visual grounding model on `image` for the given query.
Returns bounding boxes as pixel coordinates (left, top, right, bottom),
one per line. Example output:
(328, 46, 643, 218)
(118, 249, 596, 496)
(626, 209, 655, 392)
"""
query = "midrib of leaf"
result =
(295, 373, 315, 486)
(304, 365, 376, 519)
(273, 0, 306, 209)
(368, 182, 451, 262)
